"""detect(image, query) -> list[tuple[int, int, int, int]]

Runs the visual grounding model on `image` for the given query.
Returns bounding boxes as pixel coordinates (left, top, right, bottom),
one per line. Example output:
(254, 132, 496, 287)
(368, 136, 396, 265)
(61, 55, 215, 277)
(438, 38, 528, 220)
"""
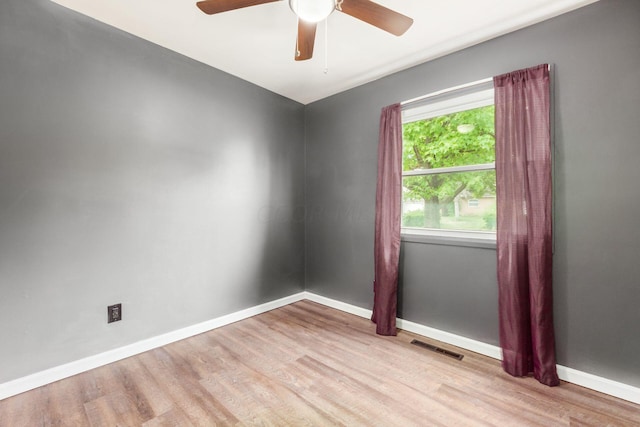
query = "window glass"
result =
(402, 171, 495, 231)
(401, 91, 495, 236)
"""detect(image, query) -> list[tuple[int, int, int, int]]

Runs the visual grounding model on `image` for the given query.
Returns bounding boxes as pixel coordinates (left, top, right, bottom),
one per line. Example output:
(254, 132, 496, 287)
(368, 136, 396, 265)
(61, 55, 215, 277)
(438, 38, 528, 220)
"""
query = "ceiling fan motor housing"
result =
(289, 0, 336, 23)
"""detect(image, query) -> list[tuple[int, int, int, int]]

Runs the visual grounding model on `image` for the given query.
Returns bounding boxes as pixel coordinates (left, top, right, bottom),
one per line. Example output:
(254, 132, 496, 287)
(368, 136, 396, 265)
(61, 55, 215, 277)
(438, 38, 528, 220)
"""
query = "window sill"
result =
(401, 228, 496, 249)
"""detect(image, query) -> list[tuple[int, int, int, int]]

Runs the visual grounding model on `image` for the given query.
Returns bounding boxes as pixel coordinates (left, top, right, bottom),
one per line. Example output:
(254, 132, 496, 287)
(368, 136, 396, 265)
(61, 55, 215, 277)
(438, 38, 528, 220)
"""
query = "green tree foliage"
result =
(402, 105, 496, 228)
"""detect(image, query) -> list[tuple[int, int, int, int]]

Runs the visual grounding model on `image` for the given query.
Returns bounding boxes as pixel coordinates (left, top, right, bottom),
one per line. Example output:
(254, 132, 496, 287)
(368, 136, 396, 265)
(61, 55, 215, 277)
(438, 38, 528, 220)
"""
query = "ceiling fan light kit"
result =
(289, 0, 336, 23)
(195, 0, 413, 61)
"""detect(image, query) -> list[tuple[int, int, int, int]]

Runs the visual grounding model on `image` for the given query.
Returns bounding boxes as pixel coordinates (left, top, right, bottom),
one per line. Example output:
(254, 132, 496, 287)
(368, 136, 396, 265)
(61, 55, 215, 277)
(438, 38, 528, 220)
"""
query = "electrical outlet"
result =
(108, 303, 122, 323)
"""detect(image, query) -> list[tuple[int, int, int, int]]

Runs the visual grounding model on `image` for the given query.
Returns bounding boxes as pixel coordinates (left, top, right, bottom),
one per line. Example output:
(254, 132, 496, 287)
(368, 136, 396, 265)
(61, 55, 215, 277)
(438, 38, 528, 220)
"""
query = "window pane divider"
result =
(402, 162, 495, 176)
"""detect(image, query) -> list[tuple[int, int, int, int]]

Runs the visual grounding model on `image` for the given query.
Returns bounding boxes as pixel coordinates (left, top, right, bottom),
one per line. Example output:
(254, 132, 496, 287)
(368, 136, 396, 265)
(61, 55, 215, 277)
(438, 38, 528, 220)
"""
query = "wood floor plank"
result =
(84, 391, 151, 427)
(436, 383, 560, 426)
(295, 355, 458, 426)
(137, 348, 239, 426)
(489, 374, 640, 427)
(142, 406, 196, 427)
(269, 361, 376, 426)
(113, 357, 175, 418)
(2, 300, 639, 426)
(0, 387, 45, 426)
(41, 376, 92, 426)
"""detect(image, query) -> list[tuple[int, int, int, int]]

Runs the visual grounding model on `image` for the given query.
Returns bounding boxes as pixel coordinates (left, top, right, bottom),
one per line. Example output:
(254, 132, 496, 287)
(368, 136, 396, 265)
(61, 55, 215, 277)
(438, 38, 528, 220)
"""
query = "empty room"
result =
(1, 0, 639, 425)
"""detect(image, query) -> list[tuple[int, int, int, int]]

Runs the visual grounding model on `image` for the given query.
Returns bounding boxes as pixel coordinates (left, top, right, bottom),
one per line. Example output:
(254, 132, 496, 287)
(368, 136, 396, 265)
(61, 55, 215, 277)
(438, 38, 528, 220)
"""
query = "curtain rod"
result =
(401, 64, 552, 108)
(400, 76, 493, 108)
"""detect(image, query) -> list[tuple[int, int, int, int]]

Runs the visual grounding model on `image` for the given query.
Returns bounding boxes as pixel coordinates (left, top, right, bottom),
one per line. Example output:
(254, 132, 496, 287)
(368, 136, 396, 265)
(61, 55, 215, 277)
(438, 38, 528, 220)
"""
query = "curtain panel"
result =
(494, 64, 559, 386)
(372, 103, 402, 336)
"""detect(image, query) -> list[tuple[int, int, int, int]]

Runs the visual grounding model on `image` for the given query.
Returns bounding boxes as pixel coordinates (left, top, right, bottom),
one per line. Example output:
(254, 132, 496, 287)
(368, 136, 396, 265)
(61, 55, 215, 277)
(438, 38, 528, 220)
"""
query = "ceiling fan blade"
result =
(295, 19, 317, 61)
(196, 0, 280, 15)
(338, 0, 413, 36)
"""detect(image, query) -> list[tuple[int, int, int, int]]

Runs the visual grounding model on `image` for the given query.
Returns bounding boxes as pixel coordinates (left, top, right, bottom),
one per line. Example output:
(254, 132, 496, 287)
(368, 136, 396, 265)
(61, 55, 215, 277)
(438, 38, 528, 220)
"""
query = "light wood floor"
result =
(1, 300, 639, 426)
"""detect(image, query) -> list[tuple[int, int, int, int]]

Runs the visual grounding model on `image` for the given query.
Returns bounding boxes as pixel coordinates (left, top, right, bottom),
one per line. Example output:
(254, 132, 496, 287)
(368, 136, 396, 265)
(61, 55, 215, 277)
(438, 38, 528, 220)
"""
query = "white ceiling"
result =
(51, 0, 598, 104)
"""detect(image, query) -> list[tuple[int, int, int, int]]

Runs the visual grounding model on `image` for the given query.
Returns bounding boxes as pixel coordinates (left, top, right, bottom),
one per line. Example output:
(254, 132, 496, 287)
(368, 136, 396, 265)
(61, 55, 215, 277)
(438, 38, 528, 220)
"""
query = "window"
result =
(401, 84, 496, 241)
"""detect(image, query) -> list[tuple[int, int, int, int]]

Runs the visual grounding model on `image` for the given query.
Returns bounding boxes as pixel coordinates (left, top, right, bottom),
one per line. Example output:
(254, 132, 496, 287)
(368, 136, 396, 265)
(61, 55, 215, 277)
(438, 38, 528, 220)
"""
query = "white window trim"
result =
(403, 162, 495, 176)
(401, 229, 496, 249)
(401, 84, 496, 244)
(402, 88, 494, 123)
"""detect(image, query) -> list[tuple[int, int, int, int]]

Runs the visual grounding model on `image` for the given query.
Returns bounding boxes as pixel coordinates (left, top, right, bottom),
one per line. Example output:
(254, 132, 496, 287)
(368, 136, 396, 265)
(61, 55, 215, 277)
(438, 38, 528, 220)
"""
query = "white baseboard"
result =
(304, 292, 640, 405)
(0, 292, 307, 401)
(303, 292, 374, 319)
(2, 291, 638, 406)
(555, 365, 640, 405)
(396, 317, 503, 360)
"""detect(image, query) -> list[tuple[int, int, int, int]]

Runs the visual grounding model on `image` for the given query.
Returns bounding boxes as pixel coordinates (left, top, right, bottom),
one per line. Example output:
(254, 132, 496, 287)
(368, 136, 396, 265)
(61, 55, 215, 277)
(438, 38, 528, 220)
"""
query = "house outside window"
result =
(401, 85, 496, 240)
(467, 199, 480, 208)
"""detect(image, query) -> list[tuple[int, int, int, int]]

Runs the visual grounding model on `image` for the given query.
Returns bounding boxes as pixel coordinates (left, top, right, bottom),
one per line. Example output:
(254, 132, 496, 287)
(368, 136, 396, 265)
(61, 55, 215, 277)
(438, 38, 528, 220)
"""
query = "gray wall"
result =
(0, 0, 305, 383)
(305, 0, 640, 388)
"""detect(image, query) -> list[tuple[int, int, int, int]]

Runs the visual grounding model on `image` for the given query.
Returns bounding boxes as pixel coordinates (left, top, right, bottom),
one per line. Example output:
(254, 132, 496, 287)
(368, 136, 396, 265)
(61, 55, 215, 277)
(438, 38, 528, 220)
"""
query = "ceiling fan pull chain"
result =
(295, 19, 301, 58)
(324, 18, 329, 74)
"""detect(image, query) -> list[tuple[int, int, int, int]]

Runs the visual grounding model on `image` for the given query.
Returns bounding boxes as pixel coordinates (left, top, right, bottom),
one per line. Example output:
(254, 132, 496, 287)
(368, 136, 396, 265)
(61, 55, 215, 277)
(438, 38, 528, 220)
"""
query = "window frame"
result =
(400, 84, 497, 246)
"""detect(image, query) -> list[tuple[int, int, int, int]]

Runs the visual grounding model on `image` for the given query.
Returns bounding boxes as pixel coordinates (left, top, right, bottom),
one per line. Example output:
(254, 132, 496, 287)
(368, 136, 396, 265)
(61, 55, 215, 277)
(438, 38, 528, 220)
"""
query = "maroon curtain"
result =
(494, 64, 559, 386)
(371, 103, 402, 336)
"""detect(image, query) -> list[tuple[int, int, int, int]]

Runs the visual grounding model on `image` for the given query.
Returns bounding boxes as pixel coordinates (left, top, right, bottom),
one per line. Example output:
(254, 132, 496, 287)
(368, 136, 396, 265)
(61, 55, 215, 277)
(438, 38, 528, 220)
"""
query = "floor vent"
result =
(410, 339, 464, 361)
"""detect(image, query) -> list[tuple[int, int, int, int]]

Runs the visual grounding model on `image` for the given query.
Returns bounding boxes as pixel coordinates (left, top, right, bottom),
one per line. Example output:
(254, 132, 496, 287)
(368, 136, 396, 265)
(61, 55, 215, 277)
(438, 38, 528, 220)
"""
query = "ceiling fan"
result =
(195, 0, 414, 61)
